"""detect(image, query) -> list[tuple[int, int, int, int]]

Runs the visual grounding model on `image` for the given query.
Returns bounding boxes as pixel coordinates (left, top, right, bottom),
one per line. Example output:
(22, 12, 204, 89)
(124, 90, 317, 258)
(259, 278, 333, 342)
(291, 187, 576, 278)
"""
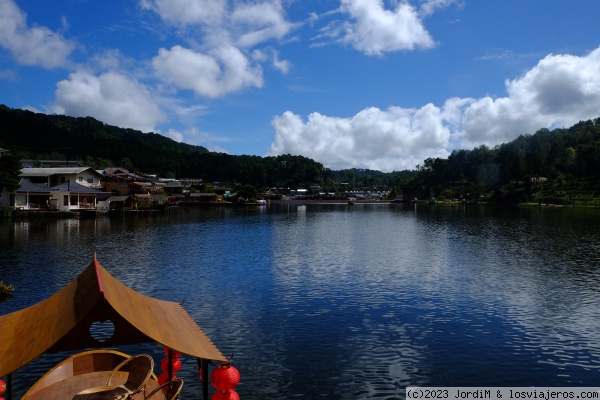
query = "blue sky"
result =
(1, 0, 600, 172)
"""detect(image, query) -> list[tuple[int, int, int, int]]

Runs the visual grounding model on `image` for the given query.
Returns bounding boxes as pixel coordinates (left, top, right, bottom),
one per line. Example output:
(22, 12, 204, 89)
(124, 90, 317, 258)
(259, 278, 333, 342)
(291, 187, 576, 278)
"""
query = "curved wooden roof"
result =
(0, 255, 225, 377)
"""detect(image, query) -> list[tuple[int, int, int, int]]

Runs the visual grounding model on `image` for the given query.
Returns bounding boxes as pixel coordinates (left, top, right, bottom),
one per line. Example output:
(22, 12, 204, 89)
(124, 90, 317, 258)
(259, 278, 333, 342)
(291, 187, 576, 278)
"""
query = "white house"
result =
(19, 167, 103, 189)
(50, 180, 107, 210)
(12, 179, 53, 209)
(11, 179, 108, 210)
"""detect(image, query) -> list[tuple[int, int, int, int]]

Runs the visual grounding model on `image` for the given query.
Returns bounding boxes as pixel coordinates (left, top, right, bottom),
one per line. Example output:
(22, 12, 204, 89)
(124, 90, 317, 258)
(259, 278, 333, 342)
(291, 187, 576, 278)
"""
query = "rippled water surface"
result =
(2, 204, 600, 399)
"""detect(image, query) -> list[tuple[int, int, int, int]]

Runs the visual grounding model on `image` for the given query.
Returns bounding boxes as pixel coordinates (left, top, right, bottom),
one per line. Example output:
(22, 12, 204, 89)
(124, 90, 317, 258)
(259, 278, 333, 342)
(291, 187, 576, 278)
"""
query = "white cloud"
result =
(232, 1, 297, 48)
(51, 71, 165, 133)
(165, 126, 232, 152)
(418, 0, 460, 17)
(460, 47, 600, 148)
(319, 0, 435, 55)
(255, 48, 291, 74)
(152, 45, 264, 98)
(139, 0, 227, 26)
(268, 105, 451, 172)
(141, 0, 295, 99)
(269, 46, 600, 172)
(165, 128, 184, 142)
(272, 51, 291, 74)
(0, 0, 74, 68)
(140, 0, 296, 48)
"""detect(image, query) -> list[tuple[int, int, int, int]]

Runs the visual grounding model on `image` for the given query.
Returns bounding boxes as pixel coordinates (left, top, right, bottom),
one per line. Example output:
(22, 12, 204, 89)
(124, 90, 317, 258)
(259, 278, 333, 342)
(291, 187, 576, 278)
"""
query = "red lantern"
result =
(158, 372, 176, 386)
(211, 389, 240, 400)
(161, 357, 182, 373)
(199, 368, 203, 381)
(163, 347, 182, 358)
(210, 362, 240, 392)
(0, 379, 5, 395)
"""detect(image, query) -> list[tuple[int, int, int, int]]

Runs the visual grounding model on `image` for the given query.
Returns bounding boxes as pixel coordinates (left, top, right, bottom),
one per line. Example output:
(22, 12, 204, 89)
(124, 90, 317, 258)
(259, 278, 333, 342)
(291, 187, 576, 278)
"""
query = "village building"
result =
(11, 178, 109, 210)
(19, 167, 103, 189)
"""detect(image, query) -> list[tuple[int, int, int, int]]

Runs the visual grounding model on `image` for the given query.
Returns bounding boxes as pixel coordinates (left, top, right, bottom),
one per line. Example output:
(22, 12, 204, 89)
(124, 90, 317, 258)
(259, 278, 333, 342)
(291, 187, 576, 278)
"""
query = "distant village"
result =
(0, 149, 391, 214)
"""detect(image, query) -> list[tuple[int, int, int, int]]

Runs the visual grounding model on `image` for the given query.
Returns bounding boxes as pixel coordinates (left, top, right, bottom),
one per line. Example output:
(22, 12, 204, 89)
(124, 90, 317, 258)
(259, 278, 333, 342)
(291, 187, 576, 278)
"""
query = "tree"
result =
(232, 184, 258, 203)
(0, 153, 21, 197)
(119, 157, 134, 171)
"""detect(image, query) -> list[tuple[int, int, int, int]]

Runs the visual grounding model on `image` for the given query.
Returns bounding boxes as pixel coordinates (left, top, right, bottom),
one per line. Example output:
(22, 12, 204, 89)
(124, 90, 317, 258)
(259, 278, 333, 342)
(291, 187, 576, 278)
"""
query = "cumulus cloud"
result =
(152, 45, 264, 97)
(140, 0, 296, 49)
(0, 0, 74, 68)
(142, 0, 295, 100)
(460, 47, 600, 148)
(269, 46, 600, 172)
(51, 71, 165, 133)
(269, 105, 451, 172)
(318, 0, 435, 55)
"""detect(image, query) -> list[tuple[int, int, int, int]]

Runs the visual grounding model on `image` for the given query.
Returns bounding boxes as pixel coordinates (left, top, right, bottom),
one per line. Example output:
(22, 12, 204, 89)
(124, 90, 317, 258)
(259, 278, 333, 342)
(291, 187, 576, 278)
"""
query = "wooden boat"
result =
(0, 254, 227, 400)
(22, 350, 159, 399)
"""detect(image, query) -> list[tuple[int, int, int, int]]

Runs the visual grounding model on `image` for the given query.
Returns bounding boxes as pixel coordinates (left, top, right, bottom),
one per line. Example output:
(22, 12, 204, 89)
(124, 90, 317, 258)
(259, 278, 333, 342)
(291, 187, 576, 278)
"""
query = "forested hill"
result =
(0, 104, 334, 187)
(3, 104, 600, 202)
(411, 118, 600, 205)
(0, 104, 209, 172)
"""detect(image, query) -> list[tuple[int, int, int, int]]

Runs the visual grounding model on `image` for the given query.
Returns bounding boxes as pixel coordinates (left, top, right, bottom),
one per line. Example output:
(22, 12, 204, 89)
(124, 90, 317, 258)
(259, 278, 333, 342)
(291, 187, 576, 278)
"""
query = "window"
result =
(78, 177, 83, 182)
(87, 178, 94, 184)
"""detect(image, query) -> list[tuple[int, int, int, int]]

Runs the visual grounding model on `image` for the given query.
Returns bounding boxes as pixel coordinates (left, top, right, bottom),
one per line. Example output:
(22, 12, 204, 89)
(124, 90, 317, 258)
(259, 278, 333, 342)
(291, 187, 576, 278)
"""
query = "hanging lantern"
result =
(0, 379, 5, 395)
(210, 361, 240, 392)
(199, 368, 203, 381)
(211, 389, 240, 400)
(161, 357, 182, 373)
(158, 372, 176, 386)
(163, 347, 182, 358)
(159, 347, 181, 384)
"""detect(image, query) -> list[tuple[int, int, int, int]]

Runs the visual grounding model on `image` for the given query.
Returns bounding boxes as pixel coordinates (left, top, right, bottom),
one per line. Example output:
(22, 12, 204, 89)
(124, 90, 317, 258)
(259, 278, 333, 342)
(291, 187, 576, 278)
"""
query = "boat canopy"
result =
(0, 254, 226, 377)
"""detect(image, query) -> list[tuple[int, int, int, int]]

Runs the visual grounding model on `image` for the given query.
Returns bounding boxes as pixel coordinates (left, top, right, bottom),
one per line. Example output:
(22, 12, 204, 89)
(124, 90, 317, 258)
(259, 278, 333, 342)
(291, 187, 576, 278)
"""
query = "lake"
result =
(1, 203, 600, 399)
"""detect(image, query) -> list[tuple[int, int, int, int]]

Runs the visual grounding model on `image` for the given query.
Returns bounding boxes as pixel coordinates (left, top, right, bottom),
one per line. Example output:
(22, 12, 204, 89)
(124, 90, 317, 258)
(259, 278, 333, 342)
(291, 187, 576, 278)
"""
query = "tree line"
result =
(409, 118, 600, 204)
(0, 105, 334, 188)
(1, 104, 600, 203)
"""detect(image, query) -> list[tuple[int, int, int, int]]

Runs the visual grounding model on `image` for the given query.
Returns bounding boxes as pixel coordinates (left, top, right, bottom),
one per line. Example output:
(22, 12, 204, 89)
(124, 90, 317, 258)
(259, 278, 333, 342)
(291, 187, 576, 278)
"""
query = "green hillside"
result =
(0, 105, 334, 188)
(0, 104, 209, 175)
(2, 104, 600, 205)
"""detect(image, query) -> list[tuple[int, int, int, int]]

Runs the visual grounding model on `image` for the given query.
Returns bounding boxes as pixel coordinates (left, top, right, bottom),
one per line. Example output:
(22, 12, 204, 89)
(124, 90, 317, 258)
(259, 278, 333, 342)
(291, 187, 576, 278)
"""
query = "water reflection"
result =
(2, 205, 600, 398)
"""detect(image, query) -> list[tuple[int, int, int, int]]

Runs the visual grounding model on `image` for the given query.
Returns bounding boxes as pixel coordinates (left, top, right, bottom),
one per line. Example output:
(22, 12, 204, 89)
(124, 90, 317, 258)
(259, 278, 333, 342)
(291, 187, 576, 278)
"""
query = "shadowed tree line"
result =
(409, 118, 600, 204)
(0, 105, 333, 188)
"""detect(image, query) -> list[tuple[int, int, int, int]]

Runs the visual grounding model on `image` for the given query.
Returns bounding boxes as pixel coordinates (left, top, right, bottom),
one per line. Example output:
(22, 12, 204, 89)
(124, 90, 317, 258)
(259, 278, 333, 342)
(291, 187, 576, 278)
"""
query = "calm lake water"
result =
(2, 203, 600, 399)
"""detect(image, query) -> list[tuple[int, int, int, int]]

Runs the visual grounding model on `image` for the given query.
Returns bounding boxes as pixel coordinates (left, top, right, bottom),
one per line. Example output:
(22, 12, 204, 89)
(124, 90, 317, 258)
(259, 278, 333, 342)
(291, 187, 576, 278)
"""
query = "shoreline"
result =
(3, 200, 600, 220)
